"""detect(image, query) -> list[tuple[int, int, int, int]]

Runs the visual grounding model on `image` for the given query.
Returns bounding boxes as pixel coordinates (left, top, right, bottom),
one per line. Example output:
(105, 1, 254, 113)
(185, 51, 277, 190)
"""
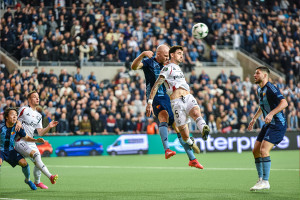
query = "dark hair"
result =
(27, 90, 38, 99)
(169, 45, 183, 58)
(4, 107, 18, 121)
(256, 66, 270, 74)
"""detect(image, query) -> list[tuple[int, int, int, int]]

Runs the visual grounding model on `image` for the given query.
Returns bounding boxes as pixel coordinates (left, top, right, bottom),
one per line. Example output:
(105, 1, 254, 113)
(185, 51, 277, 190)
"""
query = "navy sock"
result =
(22, 164, 30, 181)
(255, 157, 263, 179)
(262, 156, 271, 181)
(177, 133, 196, 161)
(159, 122, 169, 151)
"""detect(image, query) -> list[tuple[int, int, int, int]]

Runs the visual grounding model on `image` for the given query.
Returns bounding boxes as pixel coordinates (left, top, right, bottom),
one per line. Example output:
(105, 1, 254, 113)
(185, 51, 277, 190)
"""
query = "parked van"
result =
(107, 134, 148, 155)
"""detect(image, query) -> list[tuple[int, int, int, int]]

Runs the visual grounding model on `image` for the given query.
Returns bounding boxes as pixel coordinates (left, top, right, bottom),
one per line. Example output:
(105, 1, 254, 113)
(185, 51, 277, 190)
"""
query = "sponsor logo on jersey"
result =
(163, 67, 168, 71)
(173, 74, 185, 80)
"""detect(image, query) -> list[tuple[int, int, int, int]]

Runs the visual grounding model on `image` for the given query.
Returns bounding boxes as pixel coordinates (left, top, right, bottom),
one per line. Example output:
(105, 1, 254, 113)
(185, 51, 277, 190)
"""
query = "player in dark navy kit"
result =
(0, 107, 45, 190)
(248, 66, 288, 191)
(131, 44, 202, 169)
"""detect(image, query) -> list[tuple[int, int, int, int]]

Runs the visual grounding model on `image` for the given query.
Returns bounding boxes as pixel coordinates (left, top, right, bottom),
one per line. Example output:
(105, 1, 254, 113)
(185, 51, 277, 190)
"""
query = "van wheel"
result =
(111, 151, 117, 156)
(90, 150, 98, 156)
(138, 150, 143, 155)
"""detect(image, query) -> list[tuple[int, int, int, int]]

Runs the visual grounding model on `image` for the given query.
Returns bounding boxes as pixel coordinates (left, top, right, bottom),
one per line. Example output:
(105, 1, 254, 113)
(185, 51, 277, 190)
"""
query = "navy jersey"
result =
(142, 57, 166, 99)
(257, 82, 286, 126)
(0, 123, 26, 151)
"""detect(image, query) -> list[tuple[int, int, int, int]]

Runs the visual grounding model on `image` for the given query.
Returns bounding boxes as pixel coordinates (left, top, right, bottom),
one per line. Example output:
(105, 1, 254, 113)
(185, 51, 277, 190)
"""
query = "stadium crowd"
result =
(0, 0, 299, 78)
(0, 64, 299, 135)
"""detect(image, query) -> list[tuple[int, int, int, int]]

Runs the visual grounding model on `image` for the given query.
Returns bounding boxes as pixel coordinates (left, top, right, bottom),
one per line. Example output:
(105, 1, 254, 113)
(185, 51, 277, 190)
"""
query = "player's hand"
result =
(264, 113, 273, 124)
(36, 138, 45, 143)
(143, 51, 154, 59)
(247, 119, 256, 131)
(49, 121, 59, 128)
(146, 104, 153, 117)
(15, 120, 23, 132)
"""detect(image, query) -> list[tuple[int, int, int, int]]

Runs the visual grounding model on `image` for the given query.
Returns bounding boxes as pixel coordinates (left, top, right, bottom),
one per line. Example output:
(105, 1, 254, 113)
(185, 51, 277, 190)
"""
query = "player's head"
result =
(4, 107, 18, 124)
(27, 90, 39, 106)
(156, 44, 170, 65)
(254, 66, 270, 84)
(169, 45, 184, 64)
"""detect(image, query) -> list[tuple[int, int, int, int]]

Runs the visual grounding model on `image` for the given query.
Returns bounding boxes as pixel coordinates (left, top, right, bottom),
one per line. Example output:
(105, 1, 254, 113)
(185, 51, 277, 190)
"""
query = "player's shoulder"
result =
(266, 82, 279, 93)
(0, 122, 6, 130)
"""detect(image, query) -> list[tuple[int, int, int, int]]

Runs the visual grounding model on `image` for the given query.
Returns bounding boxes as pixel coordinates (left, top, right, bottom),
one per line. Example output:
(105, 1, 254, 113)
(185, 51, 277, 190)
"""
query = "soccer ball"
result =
(192, 23, 209, 39)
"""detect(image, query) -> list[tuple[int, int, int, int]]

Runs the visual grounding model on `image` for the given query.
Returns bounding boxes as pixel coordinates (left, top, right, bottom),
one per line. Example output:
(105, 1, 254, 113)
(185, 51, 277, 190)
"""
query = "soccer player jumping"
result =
(131, 44, 204, 169)
(248, 66, 288, 191)
(146, 45, 210, 168)
(0, 107, 46, 190)
(15, 91, 59, 189)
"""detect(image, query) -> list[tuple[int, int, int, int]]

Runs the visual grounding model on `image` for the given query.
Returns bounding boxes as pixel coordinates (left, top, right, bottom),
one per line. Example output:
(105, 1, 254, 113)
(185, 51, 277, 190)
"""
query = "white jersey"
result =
(18, 106, 43, 139)
(160, 63, 190, 96)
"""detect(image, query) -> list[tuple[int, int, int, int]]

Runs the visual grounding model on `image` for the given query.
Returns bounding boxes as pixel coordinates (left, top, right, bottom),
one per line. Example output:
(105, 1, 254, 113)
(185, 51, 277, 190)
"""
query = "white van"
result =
(107, 134, 149, 155)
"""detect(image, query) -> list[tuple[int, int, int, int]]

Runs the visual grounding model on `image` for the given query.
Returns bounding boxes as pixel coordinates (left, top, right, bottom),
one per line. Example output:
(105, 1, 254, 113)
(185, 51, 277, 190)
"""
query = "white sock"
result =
(196, 117, 206, 132)
(33, 153, 51, 179)
(34, 166, 41, 184)
(185, 138, 193, 145)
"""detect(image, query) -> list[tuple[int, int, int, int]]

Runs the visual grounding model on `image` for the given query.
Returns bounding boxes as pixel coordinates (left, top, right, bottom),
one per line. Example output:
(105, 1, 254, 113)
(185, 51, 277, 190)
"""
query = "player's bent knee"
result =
(29, 150, 36, 158)
(32, 152, 40, 162)
(158, 110, 169, 122)
(18, 158, 28, 167)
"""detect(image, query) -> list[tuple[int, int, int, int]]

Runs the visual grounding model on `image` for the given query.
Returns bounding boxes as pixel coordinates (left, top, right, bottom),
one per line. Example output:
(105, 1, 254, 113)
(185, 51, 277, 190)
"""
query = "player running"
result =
(0, 107, 46, 190)
(146, 45, 210, 168)
(132, 44, 203, 169)
(15, 91, 59, 189)
(248, 66, 288, 191)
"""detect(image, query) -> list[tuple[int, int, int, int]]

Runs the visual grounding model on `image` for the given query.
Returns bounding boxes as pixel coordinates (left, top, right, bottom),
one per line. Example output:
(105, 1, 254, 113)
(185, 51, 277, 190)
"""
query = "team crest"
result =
(156, 105, 161, 109)
(11, 131, 16, 135)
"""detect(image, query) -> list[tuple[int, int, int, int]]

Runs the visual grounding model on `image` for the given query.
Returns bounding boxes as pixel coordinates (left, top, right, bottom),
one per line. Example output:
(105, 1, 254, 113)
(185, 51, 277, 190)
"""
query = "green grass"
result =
(0, 151, 299, 200)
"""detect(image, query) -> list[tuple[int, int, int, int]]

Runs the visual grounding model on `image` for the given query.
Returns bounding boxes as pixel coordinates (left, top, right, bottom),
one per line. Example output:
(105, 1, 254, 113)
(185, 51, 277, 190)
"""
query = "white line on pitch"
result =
(44, 165, 299, 171)
(0, 198, 27, 200)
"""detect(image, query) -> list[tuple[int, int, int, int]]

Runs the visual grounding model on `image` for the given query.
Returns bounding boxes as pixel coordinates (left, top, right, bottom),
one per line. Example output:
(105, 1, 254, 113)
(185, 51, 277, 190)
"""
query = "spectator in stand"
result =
(91, 112, 104, 135)
(210, 45, 218, 63)
(146, 117, 158, 135)
(79, 114, 91, 135)
(57, 113, 69, 134)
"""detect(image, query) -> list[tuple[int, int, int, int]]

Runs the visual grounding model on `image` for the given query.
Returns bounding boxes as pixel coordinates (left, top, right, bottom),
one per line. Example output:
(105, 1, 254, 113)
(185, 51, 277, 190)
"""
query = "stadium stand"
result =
(0, 0, 299, 135)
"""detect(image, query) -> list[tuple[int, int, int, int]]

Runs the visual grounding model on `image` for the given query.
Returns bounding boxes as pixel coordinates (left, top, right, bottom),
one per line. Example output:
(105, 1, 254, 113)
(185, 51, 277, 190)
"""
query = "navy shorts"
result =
(0, 149, 24, 168)
(152, 95, 174, 126)
(257, 123, 287, 145)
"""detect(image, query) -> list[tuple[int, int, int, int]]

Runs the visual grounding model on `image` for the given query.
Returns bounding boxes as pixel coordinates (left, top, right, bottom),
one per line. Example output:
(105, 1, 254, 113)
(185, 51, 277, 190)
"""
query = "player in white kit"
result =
(146, 46, 210, 167)
(15, 91, 59, 189)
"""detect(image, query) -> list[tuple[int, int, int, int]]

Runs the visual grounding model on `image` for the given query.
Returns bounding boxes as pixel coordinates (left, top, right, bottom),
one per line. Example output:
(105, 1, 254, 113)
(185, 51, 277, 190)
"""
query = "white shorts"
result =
(171, 94, 198, 127)
(15, 139, 40, 162)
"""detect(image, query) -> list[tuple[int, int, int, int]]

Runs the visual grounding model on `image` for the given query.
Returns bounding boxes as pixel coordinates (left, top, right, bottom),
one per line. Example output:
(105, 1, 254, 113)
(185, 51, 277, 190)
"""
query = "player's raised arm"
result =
(23, 135, 45, 143)
(131, 51, 154, 70)
(37, 121, 59, 136)
(146, 75, 165, 117)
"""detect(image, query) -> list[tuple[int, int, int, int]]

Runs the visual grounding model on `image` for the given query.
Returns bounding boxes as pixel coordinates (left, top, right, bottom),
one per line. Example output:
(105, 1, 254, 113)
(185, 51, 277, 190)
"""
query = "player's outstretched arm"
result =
(23, 135, 45, 143)
(265, 99, 288, 124)
(131, 51, 154, 70)
(37, 121, 59, 136)
(247, 107, 262, 131)
(146, 75, 165, 117)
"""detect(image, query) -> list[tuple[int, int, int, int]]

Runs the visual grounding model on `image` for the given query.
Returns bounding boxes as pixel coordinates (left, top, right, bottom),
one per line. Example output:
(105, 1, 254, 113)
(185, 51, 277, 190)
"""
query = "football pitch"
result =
(0, 151, 299, 200)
